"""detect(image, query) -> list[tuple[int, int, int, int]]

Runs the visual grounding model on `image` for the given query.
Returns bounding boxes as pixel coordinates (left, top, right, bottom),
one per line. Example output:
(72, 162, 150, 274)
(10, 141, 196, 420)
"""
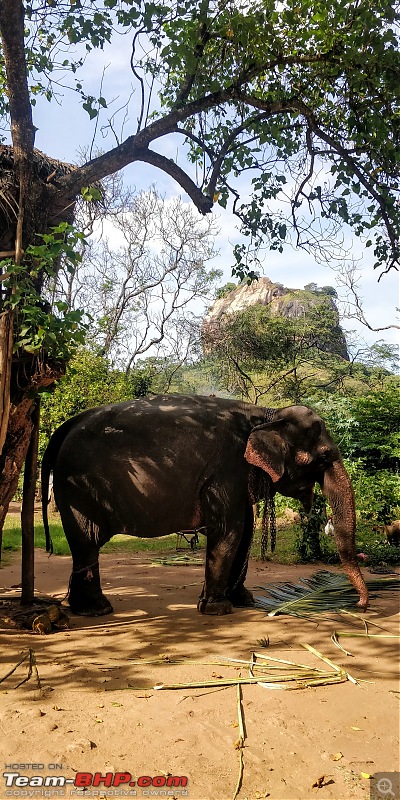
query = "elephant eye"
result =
(309, 419, 322, 439)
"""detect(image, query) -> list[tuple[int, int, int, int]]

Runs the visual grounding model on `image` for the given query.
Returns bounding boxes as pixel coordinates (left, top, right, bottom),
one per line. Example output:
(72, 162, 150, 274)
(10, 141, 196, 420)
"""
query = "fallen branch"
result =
(301, 642, 359, 686)
(0, 648, 41, 690)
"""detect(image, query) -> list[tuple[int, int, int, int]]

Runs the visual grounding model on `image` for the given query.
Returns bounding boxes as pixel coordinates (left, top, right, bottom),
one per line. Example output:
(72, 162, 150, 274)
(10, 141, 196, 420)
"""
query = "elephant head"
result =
(244, 405, 369, 610)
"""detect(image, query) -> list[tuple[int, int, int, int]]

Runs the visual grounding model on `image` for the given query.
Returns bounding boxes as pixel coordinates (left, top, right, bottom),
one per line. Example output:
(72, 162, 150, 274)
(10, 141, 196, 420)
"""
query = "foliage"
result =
(358, 341, 400, 374)
(304, 283, 338, 298)
(205, 297, 351, 404)
(215, 282, 239, 300)
(354, 534, 400, 567)
(255, 571, 400, 617)
(2, 224, 87, 361)
(319, 383, 400, 469)
(2, 0, 400, 276)
(346, 385, 400, 468)
(316, 385, 400, 523)
(296, 489, 326, 562)
(346, 465, 400, 524)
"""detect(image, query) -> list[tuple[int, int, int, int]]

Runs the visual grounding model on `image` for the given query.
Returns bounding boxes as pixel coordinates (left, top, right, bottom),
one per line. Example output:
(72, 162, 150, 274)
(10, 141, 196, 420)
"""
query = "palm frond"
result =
(254, 570, 399, 618)
(151, 555, 203, 566)
(125, 649, 350, 691)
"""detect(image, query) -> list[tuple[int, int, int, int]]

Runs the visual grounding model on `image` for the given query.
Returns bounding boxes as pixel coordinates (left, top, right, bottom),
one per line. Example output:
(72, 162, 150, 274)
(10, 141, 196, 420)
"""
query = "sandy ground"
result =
(0, 547, 399, 800)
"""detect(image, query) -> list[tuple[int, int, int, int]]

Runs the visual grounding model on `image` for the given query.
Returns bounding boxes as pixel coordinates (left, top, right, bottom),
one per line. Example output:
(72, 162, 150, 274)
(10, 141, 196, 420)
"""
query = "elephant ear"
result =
(244, 424, 286, 483)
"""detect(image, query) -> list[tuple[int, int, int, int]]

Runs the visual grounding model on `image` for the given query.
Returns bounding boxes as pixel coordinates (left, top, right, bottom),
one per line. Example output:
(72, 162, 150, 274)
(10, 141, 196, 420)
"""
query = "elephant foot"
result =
(69, 594, 114, 617)
(229, 585, 255, 607)
(68, 561, 113, 616)
(197, 594, 233, 615)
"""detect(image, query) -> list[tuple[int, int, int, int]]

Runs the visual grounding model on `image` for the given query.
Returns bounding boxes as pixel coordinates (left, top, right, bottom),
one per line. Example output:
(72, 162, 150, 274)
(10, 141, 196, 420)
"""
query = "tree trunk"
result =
(0, 359, 63, 556)
(0, 310, 13, 457)
(0, 141, 75, 557)
(21, 398, 40, 604)
(0, 396, 35, 555)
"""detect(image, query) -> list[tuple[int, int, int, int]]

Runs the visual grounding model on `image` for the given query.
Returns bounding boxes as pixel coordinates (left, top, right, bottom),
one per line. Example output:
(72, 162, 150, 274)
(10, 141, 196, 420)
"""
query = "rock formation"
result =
(203, 277, 349, 360)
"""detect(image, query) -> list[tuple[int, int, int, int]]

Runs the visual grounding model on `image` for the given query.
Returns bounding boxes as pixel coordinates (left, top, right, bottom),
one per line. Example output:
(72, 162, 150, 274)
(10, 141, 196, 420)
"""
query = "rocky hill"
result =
(203, 277, 349, 360)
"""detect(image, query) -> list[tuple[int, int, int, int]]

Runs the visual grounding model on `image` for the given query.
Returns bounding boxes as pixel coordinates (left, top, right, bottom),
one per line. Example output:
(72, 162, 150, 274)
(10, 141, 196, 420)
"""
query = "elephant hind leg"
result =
(69, 560, 113, 617)
(60, 505, 113, 617)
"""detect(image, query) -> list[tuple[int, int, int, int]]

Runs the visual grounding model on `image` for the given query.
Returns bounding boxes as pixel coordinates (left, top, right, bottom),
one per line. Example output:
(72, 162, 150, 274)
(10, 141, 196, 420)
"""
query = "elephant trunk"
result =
(321, 460, 369, 610)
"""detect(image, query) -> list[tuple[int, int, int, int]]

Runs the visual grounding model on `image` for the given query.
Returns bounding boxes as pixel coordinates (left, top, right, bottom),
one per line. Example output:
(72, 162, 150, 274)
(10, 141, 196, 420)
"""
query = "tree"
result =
(60, 189, 220, 369)
(39, 349, 156, 457)
(0, 0, 399, 530)
(204, 299, 352, 404)
(316, 384, 400, 522)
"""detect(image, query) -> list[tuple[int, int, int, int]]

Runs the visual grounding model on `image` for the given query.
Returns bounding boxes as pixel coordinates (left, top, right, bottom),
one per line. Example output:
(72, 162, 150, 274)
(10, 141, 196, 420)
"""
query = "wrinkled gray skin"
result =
(41, 395, 369, 616)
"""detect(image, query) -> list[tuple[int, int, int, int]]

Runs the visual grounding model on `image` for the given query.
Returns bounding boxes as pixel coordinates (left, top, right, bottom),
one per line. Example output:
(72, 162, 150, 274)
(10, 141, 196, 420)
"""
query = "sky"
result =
(29, 25, 399, 352)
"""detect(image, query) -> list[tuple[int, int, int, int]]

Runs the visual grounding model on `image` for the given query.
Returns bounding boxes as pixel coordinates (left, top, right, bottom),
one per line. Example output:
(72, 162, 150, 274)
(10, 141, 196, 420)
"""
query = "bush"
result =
(346, 463, 400, 524)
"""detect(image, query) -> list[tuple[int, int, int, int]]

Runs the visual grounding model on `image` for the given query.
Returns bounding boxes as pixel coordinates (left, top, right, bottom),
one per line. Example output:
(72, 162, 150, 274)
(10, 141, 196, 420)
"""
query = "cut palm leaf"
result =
(151, 555, 203, 566)
(331, 630, 400, 657)
(254, 571, 399, 618)
(125, 649, 351, 691)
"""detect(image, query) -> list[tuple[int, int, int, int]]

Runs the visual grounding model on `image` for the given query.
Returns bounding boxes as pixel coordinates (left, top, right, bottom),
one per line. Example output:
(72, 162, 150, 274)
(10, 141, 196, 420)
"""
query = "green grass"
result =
(1, 514, 300, 563)
(250, 519, 400, 566)
(2, 513, 399, 567)
(250, 523, 302, 564)
(1, 514, 207, 558)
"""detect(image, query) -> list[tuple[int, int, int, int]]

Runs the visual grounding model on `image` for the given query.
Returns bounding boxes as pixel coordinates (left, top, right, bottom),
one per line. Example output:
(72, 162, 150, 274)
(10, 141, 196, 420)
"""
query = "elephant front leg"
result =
(198, 527, 246, 616)
(227, 504, 255, 608)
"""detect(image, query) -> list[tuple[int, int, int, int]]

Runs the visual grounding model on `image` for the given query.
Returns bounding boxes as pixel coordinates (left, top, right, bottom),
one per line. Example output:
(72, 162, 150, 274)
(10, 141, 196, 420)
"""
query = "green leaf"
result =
(81, 185, 102, 202)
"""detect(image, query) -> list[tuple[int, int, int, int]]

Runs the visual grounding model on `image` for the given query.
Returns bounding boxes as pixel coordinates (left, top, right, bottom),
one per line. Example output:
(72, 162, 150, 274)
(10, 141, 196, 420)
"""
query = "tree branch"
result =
(172, 0, 212, 108)
(55, 86, 302, 207)
(336, 265, 400, 331)
(135, 150, 214, 213)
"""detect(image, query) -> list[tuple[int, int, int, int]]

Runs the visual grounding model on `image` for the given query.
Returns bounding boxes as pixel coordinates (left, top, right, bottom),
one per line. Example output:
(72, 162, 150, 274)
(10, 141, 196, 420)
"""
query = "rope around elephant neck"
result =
(261, 485, 276, 560)
(264, 407, 276, 423)
(72, 561, 99, 575)
(261, 407, 277, 560)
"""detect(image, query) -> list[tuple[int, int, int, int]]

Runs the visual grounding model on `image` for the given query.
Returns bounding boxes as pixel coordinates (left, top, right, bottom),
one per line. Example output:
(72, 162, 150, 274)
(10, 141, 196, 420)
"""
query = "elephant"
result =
(41, 394, 369, 616)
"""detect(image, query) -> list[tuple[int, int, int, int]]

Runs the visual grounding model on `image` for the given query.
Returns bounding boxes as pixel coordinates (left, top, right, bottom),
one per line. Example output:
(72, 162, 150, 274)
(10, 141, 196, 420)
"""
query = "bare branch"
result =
(335, 264, 400, 332)
(130, 29, 146, 133)
(56, 188, 220, 369)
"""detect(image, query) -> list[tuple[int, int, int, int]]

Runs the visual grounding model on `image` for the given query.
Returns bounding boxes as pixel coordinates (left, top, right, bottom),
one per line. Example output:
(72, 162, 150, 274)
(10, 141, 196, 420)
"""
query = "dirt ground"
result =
(0, 547, 399, 800)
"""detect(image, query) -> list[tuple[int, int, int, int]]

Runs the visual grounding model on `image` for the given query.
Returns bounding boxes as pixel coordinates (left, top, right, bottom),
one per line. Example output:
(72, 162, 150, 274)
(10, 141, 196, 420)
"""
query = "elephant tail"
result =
(41, 442, 54, 554)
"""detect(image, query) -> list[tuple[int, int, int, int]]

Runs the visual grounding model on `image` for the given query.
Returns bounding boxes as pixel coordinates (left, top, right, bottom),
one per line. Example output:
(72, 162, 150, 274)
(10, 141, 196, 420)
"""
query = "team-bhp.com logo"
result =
(3, 771, 189, 796)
